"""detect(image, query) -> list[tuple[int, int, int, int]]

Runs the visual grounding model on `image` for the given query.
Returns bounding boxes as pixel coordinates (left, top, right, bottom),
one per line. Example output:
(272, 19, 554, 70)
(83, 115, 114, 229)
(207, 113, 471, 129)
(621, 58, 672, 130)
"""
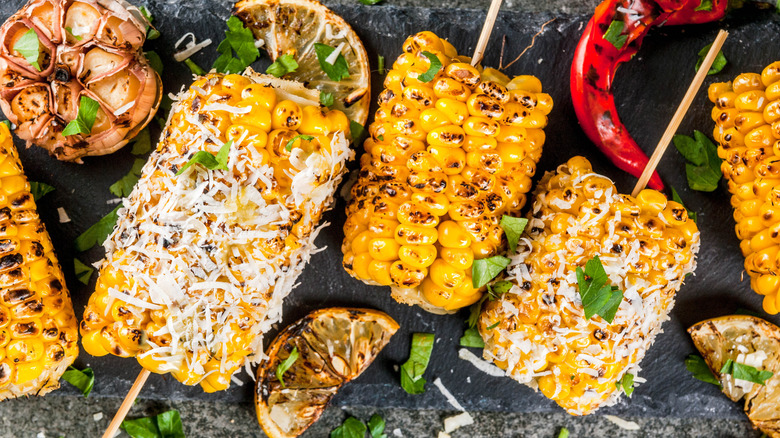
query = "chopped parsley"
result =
(176, 140, 232, 175)
(377, 55, 385, 75)
(331, 417, 367, 438)
(487, 280, 513, 300)
(671, 187, 697, 223)
(695, 43, 727, 75)
(130, 128, 153, 155)
(320, 91, 335, 108)
(121, 410, 184, 438)
(74, 206, 120, 252)
(110, 159, 145, 197)
(672, 130, 722, 192)
(576, 256, 624, 323)
(184, 58, 205, 75)
(558, 427, 570, 438)
(62, 96, 100, 137)
(139, 6, 161, 40)
(500, 215, 528, 253)
(418, 51, 442, 82)
(471, 255, 511, 289)
(603, 20, 628, 50)
(13, 29, 41, 71)
(685, 354, 721, 387)
(400, 333, 434, 394)
(276, 346, 299, 388)
(367, 414, 387, 438)
(30, 181, 55, 201)
(266, 54, 298, 78)
(145, 50, 163, 75)
(616, 373, 635, 397)
(61, 366, 94, 397)
(285, 135, 315, 152)
(359, 0, 383, 4)
(212, 16, 260, 74)
(74, 258, 94, 285)
(721, 359, 774, 385)
(315, 43, 350, 81)
(350, 120, 365, 144)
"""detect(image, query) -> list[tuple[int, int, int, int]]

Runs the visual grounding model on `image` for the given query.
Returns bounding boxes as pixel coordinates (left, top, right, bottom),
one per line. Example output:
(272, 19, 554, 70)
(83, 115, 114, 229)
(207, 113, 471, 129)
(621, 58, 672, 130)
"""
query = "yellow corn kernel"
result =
(428, 144, 466, 175)
(463, 117, 500, 137)
(733, 73, 764, 94)
(507, 75, 543, 93)
(298, 106, 332, 135)
(419, 108, 452, 132)
(395, 224, 438, 245)
(241, 84, 277, 111)
(368, 260, 394, 286)
(368, 238, 401, 261)
(440, 247, 474, 270)
(429, 259, 466, 289)
(398, 245, 437, 269)
(271, 100, 302, 130)
(438, 221, 472, 248)
(435, 98, 469, 125)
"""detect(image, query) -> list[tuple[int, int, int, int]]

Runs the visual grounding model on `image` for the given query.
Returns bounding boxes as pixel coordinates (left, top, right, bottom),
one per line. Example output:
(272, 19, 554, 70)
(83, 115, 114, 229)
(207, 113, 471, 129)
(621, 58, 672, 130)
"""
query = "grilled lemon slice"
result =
(689, 315, 780, 437)
(234, 0, 370, 126)
(255, 308, 398, 438)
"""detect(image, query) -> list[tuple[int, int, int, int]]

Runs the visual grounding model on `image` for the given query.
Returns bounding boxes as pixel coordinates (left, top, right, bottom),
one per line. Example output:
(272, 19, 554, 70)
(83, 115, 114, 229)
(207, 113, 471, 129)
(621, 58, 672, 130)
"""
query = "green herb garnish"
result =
(75, 206, 120, 252)
(145, 51, 163, 75)
(486, 321, 500, 330)
(617, 373, 635, 397)
(176, 140, 232, 175)
(671, 187, 697, 223)
(378, 55, 385, 74)
(603, 20, 628, 50)
(695, 43, 727, 75)
(685, 354, 721, 387)
(65, 27, 83, 41)
(459, 327, 485, 348)
(121, 410, 184, 438)
(721, 359, 774, 385)
(400, 333, 434, 394)
(487, 280, 513, 300)
(350, 120, 365, 143)
(62, 96, 100, 137)
(276, 347, 299, 388)
(367, 414, 387, 438)
(695, 0, 713, 11)
(315, 43, 350, 81)
(418, 51, 442, 82)
(471, 255, 511, 289)
(285, 135, 315, 152)
(212, 16, 260, 74)
(330, 417, 367, 438)
(74, 258, 94, 285)
(576, 255, 623, 323)
(184, 58, 205, 75)
(500, 215, 528, 253)
(61, 366, 94, 397)
(30, 181, 55, 201)
(320, 91, 335, 108)
(359, 0, 383, 4)
(558, 427, 570, 438)
(14, 29, 41, 71)
(110, 159, 145, 197)
(672, 130, 722, 192)
(130, 128, 152, 155)
(139, 6, 161, 40)
(266, 54, 298, 78)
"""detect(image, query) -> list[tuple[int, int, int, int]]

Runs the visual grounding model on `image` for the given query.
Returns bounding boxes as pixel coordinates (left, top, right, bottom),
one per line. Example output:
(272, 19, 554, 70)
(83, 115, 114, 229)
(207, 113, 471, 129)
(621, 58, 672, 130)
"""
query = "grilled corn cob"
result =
(709, 61, 780, 314)
(479, 156, 699, 415)
(79, 71, 354, 392)
(342, 31, 551, 314)
(0, 122, 78, 400)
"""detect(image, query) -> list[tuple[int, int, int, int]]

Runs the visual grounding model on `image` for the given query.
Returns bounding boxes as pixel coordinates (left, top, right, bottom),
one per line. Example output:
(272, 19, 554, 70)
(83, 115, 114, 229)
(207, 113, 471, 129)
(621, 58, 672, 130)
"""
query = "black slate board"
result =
(1, 0, 780, 420)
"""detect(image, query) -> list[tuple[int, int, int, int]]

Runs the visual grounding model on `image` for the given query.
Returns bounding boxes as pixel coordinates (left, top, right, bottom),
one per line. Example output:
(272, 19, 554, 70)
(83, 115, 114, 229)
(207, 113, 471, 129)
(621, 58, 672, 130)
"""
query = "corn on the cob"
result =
(342, 31, 551, 314)
(0, 122, 78, 400)
(479, 156, 699, 415)
(708, 61, 780, 314)
(79, 71, 354, 392)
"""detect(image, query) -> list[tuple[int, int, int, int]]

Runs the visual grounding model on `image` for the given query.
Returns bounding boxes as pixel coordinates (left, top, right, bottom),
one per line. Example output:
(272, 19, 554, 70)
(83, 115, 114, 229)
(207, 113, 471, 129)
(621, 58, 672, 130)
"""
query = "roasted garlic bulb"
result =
(0, 0, 161, 162)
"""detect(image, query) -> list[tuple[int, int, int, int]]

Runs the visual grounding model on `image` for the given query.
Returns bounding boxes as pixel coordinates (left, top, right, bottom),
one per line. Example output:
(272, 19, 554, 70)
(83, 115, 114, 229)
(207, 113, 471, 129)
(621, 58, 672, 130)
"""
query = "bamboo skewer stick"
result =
(102, 369, 151, 438)
(471, 0, 503, 66)
(631, 29, 729, 197)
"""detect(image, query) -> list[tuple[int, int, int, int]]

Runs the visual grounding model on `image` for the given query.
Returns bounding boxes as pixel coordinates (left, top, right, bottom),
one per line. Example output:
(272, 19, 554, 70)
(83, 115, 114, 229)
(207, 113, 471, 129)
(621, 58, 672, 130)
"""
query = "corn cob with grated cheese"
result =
(708, 61, 780, 314)
(0, 122, 78, 400)
(342, 31, 551, 314)
(79, 71, 354, 392)
(479, 156, 700, 415)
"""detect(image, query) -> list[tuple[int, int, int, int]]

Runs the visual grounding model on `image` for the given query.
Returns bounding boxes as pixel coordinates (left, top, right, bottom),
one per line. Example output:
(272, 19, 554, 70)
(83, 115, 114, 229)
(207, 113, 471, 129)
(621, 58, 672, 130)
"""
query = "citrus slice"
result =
(255, 308, 398, 438)
(234, 0, 370, 126)
(689, 315, 780, 436)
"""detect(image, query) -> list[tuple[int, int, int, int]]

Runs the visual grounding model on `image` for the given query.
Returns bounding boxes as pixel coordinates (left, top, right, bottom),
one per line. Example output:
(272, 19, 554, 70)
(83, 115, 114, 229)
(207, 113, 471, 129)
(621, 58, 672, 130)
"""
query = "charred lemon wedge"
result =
(234, 0, 370, 126)
(255, 308, 398, 438)
(689, 315, 780, 437)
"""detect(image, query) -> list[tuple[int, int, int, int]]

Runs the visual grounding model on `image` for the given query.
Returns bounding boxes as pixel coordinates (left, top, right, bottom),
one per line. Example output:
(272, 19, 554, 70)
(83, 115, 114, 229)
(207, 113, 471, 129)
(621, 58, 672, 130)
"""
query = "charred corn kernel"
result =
(367, 260, 394, 286)
(0, 124, 78, 399)
(480, 156, 699, 415)
(711, 65, 780, 314)
(343, 32, 550, 313)
(81, 73, 352, 391)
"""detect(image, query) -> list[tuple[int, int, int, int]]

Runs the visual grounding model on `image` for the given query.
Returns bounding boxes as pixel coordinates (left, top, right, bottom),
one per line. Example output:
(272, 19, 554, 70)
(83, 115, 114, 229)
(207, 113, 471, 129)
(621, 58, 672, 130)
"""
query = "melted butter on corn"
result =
(479, 157, 699, 416)
(0, 123, 78, 400)
(79, 71, 354, 392)
(342, 31, 551, 313)
(709, 61, 780, 314)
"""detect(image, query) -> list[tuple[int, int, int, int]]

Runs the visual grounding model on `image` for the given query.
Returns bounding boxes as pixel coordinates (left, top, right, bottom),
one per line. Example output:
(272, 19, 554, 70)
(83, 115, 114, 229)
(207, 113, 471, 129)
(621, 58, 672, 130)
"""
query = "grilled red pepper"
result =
(571, 0, 727, 190)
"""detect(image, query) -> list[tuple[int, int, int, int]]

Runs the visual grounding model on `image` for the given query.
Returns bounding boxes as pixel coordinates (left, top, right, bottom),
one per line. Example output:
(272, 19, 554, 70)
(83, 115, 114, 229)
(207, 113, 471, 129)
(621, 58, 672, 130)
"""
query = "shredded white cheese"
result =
(458, 348, 505, 377)
(173, 32, 213, 62)
(433, 378, 466, 412)
(604, 415, 641, 430)
(443, 412, 474, 433)
(57, 207, 70, 223)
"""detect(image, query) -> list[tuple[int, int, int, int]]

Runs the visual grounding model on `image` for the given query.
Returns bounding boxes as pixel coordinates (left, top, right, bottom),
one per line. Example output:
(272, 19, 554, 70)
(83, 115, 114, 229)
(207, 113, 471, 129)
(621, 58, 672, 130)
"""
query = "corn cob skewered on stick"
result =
(342, 30, 552, 314)
(478, 35, 727, 415)
(709, 61, 780, 314)
(0, 122, 79, 400)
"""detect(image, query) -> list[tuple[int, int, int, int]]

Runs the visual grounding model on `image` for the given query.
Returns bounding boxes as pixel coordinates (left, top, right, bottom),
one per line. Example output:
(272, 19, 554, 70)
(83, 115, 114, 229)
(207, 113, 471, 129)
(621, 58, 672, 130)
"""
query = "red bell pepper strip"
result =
(570, 0, 727, 191)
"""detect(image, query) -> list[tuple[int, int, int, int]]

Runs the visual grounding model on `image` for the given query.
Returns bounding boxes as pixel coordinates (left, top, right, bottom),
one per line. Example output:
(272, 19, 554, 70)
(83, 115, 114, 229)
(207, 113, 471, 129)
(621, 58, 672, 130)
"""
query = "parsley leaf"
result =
(673, 130, 722, 192)
(721, 359, 774, 385)
(61, 366, 94, 397)
(695, 0, 713, 11)
(62, 96, 100, 137)
(121, 410, 184, 438)
(576, 255, 624, 323)
(486, 321, 500, 330)
(400, 333, 434, 394)
(14, 29, 41, 71)
(130, 128, 153, 155)
(500, 215, 528, 253)
(139, 6, 160, 40)
(315, 43, 350, 81)
(359, 0, 383, 4)
(320, 92, 335, 108)
(266, 54, 299, 78)
(367, 414, 387, 438)
(184, 58, 205, 75)
(467, 296, 487, 329)
(695, 43, 727, 75)
(331, 417, 367, 438)
(176, 140, 232, 175)
(378, 55, 385, 75)
(671, 187, 697, 223)
(487, 280, 513, 300)
(285, 135, 315, 152)
(212, 16, 260, 74)
(685, 354, 721, 387)
(146, 50, 163, 75)
(418, 51, 442, 83)
(617, 373, 635, 397)
(603, 20, 628, 50)
(75, 206, 120, 252)
(30, 181, 55, 201)
(558, 427, 570, 438)
(350, 120, 365, 144)
(74, 258, 94, 285)
(65, 27, 83, 41)
(110, 159, 145, 197)
(459, 326, 485, 348)
(276, 347, 299, 388)
(471, 255, 511, 289)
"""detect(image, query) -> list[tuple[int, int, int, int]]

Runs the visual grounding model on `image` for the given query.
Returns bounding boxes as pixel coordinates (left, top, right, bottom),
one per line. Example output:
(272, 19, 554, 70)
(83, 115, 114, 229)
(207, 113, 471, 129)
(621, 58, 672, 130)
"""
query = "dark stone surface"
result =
(0, 0, 779, 429)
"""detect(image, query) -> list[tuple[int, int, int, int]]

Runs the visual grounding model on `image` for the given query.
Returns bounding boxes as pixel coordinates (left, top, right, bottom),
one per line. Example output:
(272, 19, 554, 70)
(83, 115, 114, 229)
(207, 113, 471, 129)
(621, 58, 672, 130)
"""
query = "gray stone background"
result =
(0, 0, 771, 436)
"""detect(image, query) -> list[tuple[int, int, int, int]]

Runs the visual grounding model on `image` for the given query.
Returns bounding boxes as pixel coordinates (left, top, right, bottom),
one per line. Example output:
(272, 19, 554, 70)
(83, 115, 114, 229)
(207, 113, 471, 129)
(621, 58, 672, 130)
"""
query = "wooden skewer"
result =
(471, 0, 504, 66)
(631, 29, 729, 197)
(102, 369, 151, 438)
